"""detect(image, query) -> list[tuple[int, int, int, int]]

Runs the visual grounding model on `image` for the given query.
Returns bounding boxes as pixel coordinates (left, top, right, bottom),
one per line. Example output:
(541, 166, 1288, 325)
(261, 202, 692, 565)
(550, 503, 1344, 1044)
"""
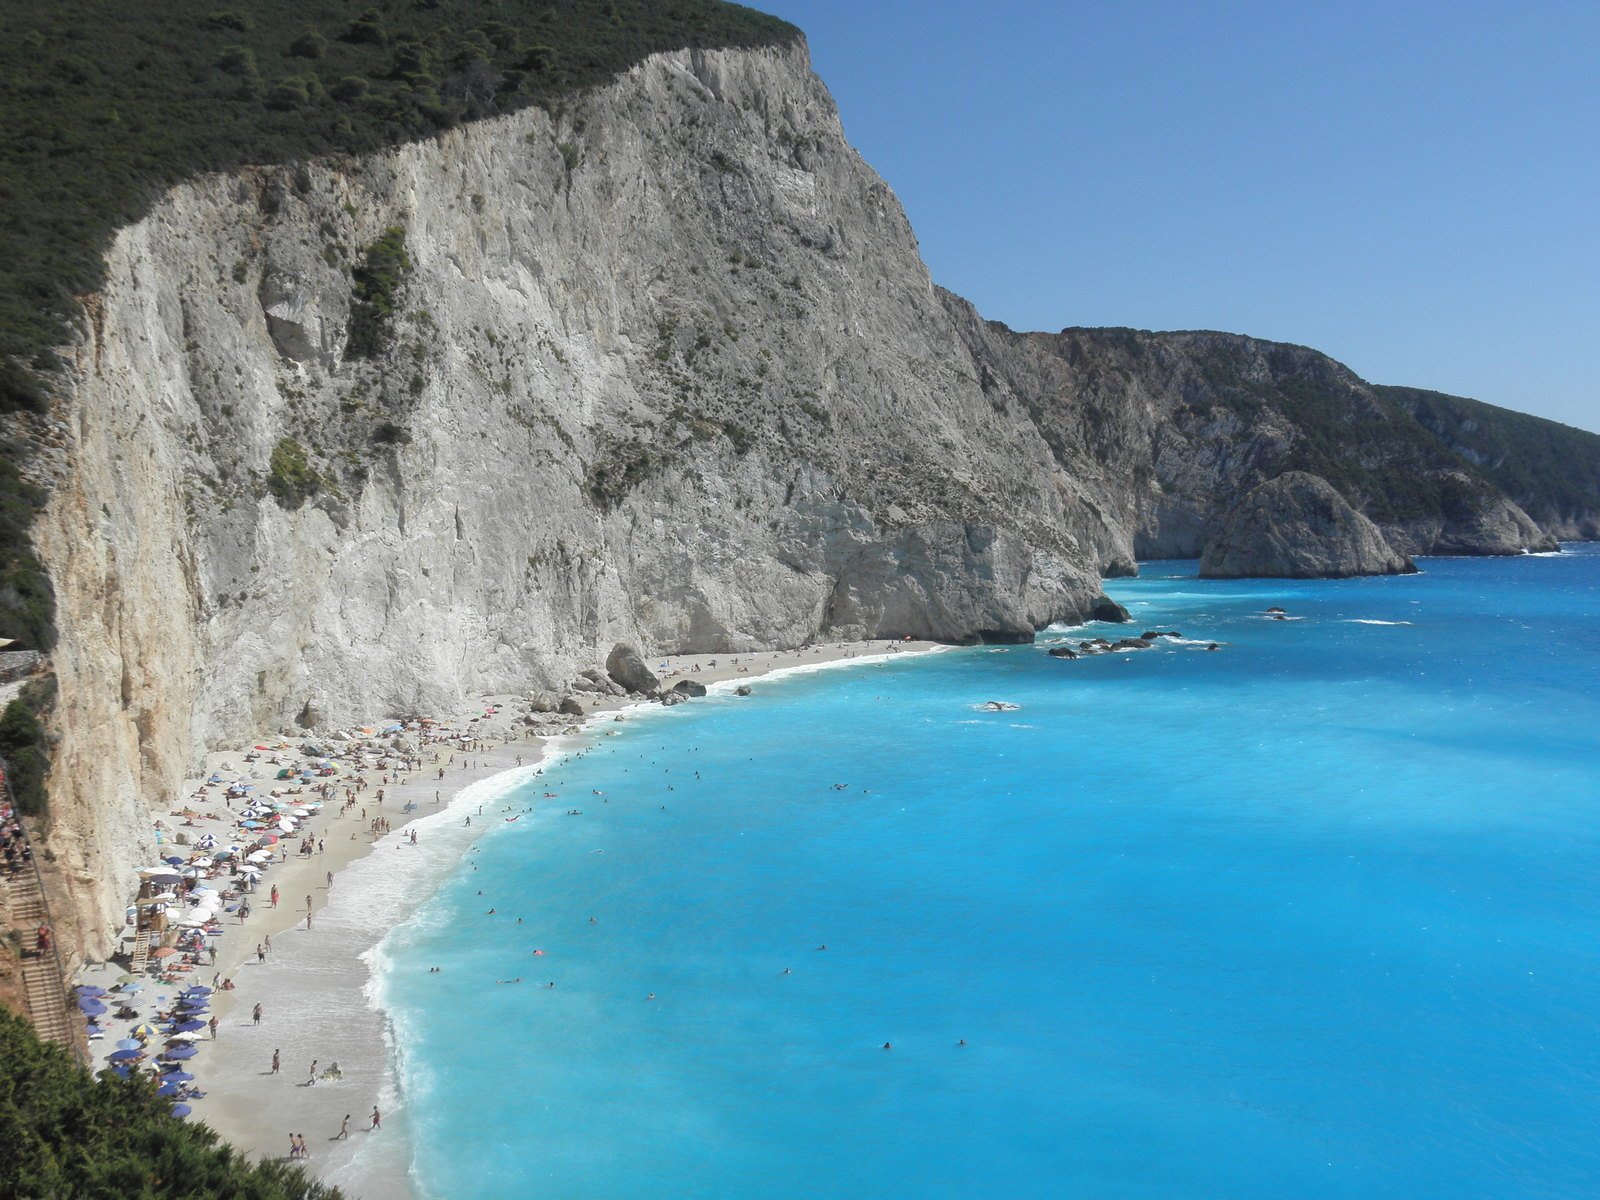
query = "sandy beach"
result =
(72, 639, 941, 1198)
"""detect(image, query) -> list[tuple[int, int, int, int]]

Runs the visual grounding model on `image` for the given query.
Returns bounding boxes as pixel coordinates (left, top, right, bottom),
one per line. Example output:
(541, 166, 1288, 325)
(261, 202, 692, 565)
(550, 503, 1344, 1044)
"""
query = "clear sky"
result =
(758, 1, 1600, 432)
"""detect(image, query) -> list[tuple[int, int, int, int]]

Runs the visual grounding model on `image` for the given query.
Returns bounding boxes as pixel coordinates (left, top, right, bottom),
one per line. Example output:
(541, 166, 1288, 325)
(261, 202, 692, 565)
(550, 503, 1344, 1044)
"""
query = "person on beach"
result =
(288, 1133, 298, 1160)
(370, 1106, 381, 1130)
(253, 1003, 262, 1025)
(338, 1114, 350, 1139)
(270, 885, 279, 908)
(271, 1048, 280, 1074)
(209, 1016, 219, 1039)
(265, 934, 272, 954)
(256, 943, 265, 964)
(308, 1059, 318, 1086)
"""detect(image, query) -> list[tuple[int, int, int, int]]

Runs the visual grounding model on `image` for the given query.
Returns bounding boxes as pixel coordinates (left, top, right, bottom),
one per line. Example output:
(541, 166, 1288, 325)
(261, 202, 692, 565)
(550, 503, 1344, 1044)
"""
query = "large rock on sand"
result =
(605, 644, 659, 695)
(1200, 471, 1417, 579)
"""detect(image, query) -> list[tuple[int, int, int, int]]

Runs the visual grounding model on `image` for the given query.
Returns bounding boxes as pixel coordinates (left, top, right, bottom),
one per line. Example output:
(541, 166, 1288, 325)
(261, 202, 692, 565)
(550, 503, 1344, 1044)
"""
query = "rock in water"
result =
(734, 685, 753, 696)
(1089, 597, 1132, 623)
(1200, 472, 1418, 579)
(605, 644, 659, 695)
(1047, 647, 1078, 659)
(669, 680, 707, 698)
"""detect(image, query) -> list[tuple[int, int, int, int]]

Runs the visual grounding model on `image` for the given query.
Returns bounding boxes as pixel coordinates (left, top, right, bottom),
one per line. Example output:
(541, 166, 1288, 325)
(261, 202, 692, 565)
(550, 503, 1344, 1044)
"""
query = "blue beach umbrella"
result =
(78, 998, 107, 1015)
(115, 1038, 142, 1051)
(108, 1049, 143, 1062)
(162, 1069, 194, 1081)
(157, 1081, 181, 1096)
(75, 984, 107, 997)
(85, 1024, 107, 1037)
(172, 1020, 206, 1033)
(182, 986, 213, 996)
(162, 1045, 198, 1061)
(171, 1104, 193, 1118)
(111, 1064, 131, 1078)
(164, 854, 184, 865)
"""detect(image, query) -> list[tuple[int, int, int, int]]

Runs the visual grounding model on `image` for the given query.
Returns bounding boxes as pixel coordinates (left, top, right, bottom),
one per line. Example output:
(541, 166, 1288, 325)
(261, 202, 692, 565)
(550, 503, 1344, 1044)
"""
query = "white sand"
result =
(77, 639, 941, 1198)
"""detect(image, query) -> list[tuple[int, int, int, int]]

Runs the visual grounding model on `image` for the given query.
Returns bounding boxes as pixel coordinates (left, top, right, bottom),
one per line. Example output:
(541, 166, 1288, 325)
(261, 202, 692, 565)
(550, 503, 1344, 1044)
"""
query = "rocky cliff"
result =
(9, 38, 1598, 956)
(26, 43, 1128, 954)
(1199, 472, 1417, 578)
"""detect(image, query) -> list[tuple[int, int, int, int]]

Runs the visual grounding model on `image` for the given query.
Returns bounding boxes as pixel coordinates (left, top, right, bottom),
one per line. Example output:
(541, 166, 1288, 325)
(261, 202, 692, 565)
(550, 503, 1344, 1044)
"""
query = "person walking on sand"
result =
(252, 1002, 262, 1026)
(370, 1105, 381, 1130)
(256, 942, 264, 964)
(271, 1048, 280, 1074)
(308, 1059, 318, 1086)
(208, 1015, 219, 1040)
(306, 910, 313, 930)
(338, 1114, 350, 1139)
(288, 1132, 298, 1160)
(270, 885, 279, 908)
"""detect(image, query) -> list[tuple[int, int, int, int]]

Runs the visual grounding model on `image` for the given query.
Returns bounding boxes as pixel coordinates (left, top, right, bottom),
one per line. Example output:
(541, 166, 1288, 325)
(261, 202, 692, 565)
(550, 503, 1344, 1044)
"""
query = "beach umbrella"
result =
(78, 998, 107, 1015)
(115, 982, 144, 995)
(163, 854, 184, 865)
(130, 1023, 157, 1039)
(171, 1104, 193, 1118)
(115, 1038, 143, 1051)
(157, 1081, 182, 1097)
(162, 1069, 194, 1082)
(182, 986, 213, 996)
(168, 1031, 204, 1042)
(172, 1020, 206, 1033)
(162, 1045, 198, 1061)
(111, 1064, 132, 1078)
(74, 984, 108, 997)
(108, 1049, 142, 1062)
(86, 1024, 107, 1038)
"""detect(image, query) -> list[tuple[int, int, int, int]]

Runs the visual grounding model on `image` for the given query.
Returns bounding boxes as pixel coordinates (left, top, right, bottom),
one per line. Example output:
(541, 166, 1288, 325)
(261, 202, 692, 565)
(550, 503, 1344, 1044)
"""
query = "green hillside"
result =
(0, 0, 799, 410)
(1377, 385, 1600, 537)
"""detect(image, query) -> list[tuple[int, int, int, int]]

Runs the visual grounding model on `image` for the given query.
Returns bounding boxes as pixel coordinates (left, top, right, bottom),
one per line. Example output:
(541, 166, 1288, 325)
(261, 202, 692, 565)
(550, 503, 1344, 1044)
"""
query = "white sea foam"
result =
(1345, 619, 1414, 626)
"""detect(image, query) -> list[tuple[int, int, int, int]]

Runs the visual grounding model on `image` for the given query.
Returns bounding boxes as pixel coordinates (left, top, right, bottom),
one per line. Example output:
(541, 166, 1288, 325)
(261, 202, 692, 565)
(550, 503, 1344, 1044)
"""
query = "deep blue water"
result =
(378, 548, 1600, 1200)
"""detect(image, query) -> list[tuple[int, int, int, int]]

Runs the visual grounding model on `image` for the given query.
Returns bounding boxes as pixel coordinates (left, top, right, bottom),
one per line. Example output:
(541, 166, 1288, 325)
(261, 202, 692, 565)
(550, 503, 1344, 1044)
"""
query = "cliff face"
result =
(1199, 472, 1416, 578)
(18, 42, 1598, 955)
(945, 321, 1569, 563)
(31, 44, 1124, 953)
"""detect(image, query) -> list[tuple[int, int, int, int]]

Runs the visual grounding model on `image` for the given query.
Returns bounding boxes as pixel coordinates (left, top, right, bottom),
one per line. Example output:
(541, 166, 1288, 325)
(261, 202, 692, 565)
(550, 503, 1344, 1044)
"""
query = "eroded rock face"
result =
(1200, 472, 1417, 578)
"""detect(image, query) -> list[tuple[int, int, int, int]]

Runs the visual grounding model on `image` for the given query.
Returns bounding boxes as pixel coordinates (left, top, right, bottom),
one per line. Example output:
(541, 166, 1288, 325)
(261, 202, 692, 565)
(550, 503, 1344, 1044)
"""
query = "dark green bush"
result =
(346, 227, 412, 359)
(0, 694, 48, 819)
(0, 1005, 345, 1199)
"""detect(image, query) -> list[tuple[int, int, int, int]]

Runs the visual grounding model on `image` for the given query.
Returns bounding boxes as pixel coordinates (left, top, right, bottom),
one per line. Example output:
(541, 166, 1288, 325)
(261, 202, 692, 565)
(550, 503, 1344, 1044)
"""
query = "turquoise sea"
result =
(376, 546, 1600, 1199)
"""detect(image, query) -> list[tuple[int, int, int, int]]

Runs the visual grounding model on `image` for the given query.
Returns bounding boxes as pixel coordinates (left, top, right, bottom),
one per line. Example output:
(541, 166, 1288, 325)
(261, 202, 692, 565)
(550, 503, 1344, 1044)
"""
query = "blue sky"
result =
(758, 1, 1599, 432)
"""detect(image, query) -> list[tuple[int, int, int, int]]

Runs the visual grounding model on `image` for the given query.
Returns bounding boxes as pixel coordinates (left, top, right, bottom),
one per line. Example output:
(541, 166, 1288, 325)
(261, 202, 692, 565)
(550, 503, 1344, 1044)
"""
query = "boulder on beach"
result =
(606, 643, 660, 694)
(558, 696, 584, 716)
(295, 700, 322, 730)
(669, 679, 707, 698)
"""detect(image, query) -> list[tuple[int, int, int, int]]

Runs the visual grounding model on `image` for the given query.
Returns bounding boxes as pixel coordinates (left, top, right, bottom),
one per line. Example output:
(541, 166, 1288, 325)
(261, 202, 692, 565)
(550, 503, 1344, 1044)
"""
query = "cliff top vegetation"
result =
(0, 0, 799, 410)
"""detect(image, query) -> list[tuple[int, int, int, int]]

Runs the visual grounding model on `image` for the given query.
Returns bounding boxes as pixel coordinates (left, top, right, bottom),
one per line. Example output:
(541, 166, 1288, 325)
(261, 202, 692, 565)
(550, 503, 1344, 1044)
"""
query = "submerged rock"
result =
(734, 684, 752, 696)
(1200, 472, 1418, 579)
(1047, 647, 1078, 659)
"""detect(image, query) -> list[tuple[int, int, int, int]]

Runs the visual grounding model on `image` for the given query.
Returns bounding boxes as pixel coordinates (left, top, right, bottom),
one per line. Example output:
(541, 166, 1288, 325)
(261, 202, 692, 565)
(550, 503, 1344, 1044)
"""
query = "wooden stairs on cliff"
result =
(4, 866, 75, 1052)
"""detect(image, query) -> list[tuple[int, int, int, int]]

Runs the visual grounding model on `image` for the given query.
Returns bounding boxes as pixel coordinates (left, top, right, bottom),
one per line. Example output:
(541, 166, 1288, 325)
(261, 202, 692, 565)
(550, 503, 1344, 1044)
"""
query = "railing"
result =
(1, 749, 84, 1066)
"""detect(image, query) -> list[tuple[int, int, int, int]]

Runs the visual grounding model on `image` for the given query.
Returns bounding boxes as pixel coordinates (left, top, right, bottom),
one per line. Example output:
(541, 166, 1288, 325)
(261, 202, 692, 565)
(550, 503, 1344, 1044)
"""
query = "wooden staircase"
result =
(5, 864, 76, 1052)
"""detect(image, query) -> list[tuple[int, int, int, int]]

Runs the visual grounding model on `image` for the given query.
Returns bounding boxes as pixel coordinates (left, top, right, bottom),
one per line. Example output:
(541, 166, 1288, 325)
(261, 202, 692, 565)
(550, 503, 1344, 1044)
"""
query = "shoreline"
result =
(77, 638, 943, 1198)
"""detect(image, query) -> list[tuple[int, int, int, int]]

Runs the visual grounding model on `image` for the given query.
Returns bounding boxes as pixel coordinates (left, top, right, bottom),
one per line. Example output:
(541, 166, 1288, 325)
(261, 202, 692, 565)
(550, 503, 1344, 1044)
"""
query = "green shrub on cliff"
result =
(346, 226, 412, 359)
(0, 1006, 343, 1199)
(267, 437, 321, 508)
